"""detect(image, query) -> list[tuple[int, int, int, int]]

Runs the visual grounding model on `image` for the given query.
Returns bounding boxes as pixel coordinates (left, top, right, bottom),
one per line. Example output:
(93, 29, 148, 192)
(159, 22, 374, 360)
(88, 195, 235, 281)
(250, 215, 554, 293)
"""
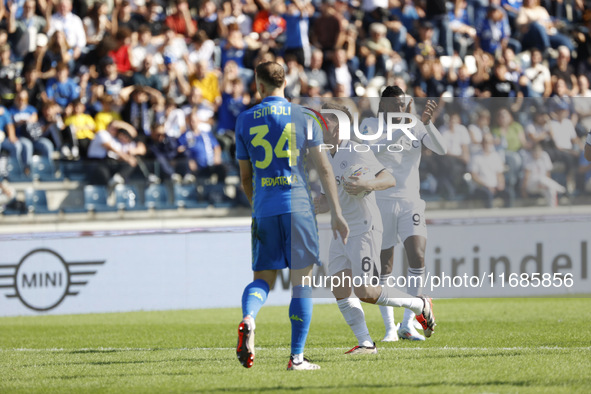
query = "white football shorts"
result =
(328, 227, 382, 280)
(377, 198, 427, 249)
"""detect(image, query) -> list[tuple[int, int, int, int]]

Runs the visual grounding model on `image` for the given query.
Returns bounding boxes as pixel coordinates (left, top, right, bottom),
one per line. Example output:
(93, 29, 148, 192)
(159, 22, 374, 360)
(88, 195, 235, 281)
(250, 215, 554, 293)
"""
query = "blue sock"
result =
(289, 285, 313, 355)
(241, 279, 269, 319)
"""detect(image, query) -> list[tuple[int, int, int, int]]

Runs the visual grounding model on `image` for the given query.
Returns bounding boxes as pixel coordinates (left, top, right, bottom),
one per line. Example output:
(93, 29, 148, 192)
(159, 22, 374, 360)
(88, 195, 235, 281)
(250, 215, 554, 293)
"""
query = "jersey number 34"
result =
(250, 123, 300, 169)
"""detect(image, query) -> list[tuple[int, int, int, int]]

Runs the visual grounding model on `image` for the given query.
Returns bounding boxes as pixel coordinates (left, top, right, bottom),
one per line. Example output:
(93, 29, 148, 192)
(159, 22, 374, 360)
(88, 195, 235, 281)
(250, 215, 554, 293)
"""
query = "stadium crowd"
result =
(1, 0, 591, 212)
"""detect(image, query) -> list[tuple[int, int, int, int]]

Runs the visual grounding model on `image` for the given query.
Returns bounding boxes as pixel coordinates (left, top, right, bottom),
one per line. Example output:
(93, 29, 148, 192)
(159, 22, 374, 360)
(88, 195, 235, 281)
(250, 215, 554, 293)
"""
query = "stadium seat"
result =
(114, 184, 145, 210)
(204, 184, 234, 208)
(24, 189, 59, 214)
(173, 184, 208, 209)
(84, 185, 116, 212)
(4, 156, 29, 182)
(144, 184, 175, 210)
(61, 160, 89, 182)
(30, 156, 62, 182)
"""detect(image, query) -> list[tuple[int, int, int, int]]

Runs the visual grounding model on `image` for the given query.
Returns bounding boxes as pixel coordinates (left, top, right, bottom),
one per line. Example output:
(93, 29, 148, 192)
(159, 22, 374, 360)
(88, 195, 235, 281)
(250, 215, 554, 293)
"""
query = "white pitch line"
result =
(1, 346, 590, 352)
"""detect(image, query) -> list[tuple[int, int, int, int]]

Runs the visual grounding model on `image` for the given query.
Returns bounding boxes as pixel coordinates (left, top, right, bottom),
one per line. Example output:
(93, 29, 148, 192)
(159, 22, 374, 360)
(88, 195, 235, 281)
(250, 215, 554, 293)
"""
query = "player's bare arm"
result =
(343, 169, 396, 196)
(314, 194, 329, 215)
(308, 147, 349, 244)
(238, 159, 253, 205)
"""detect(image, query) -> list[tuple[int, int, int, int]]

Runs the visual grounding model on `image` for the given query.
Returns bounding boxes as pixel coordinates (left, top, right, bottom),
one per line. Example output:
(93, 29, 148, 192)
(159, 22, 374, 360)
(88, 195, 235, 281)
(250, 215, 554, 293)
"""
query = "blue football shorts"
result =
(251, 210, 321, 271)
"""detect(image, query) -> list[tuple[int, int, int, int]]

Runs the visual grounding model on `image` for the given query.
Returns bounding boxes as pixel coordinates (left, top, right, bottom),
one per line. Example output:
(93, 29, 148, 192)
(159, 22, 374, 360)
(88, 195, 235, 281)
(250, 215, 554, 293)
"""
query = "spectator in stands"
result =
(163, 55, 191, 105)
(160, 26, 189, 76)
(551, 46, 579, 96)
(112, 0, 144, 35)
(219, 0, 253, 37)
(10, 90, 54, 168)
(424, 0, 453, 56)
(0, 44, 20, 107)
(48, 0, 86, 61)
(328, 48, 356, 98)
(0, 105, 23, 172)
(178, 110, 226, 184)
(187, 30, 215, 70)
(516, 0, 574, 53)
(132, 54, 161, 91)
(108, 27, 133, 77)
(469, 133, 511, 207)
(547, 99, 580, 191)
(218, 76, 247, 159)
(166, 0, 197, 38)
(492, 106, 528, 201)
(525, 111, 553, 149)
(130, 25, 161, 73)
(219, 25, 253, 85)
(182, 86, 215, 127)
(21, 65, 45, 110)
(64, 98, 96, 158)
(39, 100, 72, 159)
(311, 1, 343, 51)
(44, 62, 79, 110)
(438, 111, 471, 198)
(359, 22, 401, 80)
(146, 123, 190, 184)
(196, 0, 219, 40)
(144, 1, 166, 37)
(524, 48, 552, 97)
(282, 0, 314, 67)
(83, 1, 111, 47)
(10, 0, 47, 60)
(467, 108, 490, 153)
(477, 5, 512, 56)
(97, 56, 125, 102)
(45, 31, 72, 73)
(302, 49, 328, 96)
(121, 86, 163, 142)
(163, 98, 186, 139)
(94, 95, 121, 133)
(86, 120, 145, 186)
(522, 143, 566, 206)
(189, 59, 221, 107)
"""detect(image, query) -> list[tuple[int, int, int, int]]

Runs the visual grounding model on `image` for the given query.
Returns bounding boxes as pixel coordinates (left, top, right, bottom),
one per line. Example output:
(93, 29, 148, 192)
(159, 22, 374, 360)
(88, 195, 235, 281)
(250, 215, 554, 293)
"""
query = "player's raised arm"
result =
(308, 147, 349, 244)
(417, 99, 447, 155)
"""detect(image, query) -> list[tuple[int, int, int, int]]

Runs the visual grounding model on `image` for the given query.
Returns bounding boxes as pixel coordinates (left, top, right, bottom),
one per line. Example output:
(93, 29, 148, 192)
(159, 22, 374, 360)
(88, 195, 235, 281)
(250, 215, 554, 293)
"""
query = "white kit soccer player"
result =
(360, 87, 447, 341)
(315, 103, 437, 354)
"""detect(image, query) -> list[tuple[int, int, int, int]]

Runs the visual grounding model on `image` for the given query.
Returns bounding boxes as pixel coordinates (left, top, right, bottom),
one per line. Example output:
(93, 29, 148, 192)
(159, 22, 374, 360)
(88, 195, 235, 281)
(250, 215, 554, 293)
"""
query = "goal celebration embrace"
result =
(235, 62, 438, 370)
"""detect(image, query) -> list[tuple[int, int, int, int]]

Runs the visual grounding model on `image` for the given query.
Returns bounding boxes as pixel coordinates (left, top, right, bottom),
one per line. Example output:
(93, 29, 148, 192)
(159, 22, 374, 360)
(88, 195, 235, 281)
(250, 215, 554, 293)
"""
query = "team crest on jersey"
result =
(340, 161, 348, 169)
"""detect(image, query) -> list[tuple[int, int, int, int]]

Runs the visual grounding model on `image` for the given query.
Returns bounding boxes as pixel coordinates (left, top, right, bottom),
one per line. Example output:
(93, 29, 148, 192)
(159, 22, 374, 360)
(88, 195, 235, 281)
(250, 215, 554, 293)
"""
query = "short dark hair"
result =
(255, 62, 285, 89)
(381, 85, 405, 98)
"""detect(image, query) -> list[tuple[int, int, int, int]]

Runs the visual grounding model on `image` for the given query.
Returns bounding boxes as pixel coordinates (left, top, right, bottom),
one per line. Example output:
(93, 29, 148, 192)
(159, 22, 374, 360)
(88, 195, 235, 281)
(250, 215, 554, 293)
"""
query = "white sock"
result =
(337, 298, 373, 347)
(291, 353, 303, 363)
(375, 286, 423, 316)
(402, 267, 425, 328)
(379, 275, 395, 333)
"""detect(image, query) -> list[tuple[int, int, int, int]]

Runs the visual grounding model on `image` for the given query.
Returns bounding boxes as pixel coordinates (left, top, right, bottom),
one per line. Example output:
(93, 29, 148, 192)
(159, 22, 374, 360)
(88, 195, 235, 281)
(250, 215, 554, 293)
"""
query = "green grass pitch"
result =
(1, 298, 590, 393)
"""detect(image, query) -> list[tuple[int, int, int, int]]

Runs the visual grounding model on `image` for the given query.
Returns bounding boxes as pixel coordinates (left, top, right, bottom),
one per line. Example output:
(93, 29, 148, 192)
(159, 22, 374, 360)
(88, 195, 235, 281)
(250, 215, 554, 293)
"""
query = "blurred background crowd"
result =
(0, 0, 591, 214)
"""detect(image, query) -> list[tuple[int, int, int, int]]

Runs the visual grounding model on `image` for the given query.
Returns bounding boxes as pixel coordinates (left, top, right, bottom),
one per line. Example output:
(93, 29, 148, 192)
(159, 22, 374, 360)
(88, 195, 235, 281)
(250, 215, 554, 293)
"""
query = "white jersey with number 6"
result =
(323, 140, 386, 237)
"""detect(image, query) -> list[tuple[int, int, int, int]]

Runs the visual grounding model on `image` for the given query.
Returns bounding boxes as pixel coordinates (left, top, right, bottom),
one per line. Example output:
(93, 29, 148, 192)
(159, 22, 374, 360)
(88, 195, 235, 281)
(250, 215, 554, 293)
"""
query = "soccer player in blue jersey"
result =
(235, 62, 349, 371)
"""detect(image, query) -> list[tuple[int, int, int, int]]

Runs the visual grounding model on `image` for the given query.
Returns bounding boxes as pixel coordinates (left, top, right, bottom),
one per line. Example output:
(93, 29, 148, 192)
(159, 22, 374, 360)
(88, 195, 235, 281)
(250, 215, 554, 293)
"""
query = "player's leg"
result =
(237, 216, 284, 368)
(331, 263, 376, 354)
(379, 246, 397, 341)
(399, 236, 427, 340)
(397, 199, 429, 340)
(377, 198, 399, 341)
(287, 211, 320, 370)
(356, 230, 435, 336)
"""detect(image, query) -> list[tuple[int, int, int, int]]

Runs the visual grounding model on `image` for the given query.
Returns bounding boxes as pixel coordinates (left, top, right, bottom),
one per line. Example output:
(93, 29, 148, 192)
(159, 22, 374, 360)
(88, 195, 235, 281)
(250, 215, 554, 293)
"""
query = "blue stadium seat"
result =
(204, 184, 234, 208)
(24, 189, 59, 214)
(30, 156, 62, 182)
(114, 184, 145, 210)
(84, 185, 116, 212)
(5, 156, 30, 182)
(173, 184, 208, 209)
(144, 184, 175, 210)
